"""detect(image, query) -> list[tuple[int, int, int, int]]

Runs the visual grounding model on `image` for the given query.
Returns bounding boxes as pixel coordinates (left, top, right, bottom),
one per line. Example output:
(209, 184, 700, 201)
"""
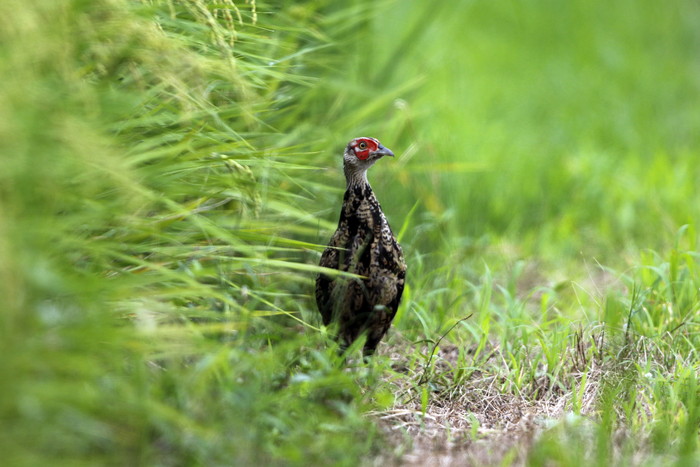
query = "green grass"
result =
(1, 0, 699, 465)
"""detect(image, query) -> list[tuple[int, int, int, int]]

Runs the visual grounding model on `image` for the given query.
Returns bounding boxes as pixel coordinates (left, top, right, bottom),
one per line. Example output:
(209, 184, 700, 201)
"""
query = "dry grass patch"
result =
(372, 341, 605, 466)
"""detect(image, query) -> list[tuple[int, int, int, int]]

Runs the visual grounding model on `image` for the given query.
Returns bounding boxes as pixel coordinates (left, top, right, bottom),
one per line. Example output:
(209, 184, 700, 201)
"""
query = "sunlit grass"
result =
(2, 0, 699, 465)
(1, 1, 387, 465)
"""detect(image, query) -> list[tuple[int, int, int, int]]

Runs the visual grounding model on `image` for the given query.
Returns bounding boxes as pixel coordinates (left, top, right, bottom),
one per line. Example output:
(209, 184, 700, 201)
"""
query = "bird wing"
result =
(368, 221, 406, 310)
(315, 230, 342, 326)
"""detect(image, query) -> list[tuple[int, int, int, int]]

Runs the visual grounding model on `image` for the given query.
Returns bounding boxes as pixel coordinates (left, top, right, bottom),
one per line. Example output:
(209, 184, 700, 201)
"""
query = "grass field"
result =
(2, 0, 699, 465)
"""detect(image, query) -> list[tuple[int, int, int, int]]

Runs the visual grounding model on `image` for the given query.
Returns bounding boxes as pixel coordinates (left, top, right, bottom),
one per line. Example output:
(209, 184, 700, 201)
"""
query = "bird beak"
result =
(372, 144, 395, 158)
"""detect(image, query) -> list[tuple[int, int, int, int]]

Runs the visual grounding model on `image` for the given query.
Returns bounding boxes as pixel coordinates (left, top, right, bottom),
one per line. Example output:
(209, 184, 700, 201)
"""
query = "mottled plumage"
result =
(316, 137, 406, 356)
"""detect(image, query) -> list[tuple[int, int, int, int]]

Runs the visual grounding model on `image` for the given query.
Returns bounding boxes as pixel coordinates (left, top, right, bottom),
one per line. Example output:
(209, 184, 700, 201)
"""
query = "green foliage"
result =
(2, 0, 700, 465)
(367, 0, 700, 261)
(0, 0, 384, 465)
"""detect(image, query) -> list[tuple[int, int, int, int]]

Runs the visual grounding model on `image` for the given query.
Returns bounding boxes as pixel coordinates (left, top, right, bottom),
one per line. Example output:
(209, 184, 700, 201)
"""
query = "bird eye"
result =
(358, 141, 367, 150)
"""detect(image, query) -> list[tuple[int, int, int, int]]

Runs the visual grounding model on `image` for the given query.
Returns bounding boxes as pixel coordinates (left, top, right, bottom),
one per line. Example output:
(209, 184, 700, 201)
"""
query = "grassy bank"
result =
(1, 0, 699, 465)
(1, 1, 384, 464)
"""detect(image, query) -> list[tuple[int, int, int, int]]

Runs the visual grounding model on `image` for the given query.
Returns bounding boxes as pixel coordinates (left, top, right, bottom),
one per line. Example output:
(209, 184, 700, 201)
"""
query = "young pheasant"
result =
(316, 137, 406, 357)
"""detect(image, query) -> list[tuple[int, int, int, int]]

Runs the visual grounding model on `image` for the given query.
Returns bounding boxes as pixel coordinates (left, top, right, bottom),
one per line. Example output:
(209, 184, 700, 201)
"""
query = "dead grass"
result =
(371, 342, 605, 466)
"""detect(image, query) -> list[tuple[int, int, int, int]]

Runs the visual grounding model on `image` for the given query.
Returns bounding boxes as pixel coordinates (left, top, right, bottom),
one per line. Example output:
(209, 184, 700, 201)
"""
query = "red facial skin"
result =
(350, 138, 379, 160)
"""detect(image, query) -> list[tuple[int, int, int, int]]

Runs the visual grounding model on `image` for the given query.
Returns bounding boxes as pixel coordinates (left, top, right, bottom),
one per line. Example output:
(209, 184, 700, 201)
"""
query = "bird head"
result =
(343, 137, 394, 184)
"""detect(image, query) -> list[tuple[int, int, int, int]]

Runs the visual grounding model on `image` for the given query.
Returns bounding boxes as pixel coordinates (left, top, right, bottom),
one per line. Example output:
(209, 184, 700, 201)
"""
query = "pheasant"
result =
(316, 137, 406, 357)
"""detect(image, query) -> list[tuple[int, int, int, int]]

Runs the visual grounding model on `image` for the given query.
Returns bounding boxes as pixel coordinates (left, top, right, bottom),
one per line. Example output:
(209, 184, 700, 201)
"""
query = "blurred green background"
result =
(1, 0, 698, 465)
(363, 0, 700, 260)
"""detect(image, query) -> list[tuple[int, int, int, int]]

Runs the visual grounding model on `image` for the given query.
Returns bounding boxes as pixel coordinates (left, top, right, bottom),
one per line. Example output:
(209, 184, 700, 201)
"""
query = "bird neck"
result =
(344, 165, 370, 190)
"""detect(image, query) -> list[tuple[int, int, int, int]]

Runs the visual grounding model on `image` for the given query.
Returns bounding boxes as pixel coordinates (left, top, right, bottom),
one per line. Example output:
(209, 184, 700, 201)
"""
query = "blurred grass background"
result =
(369, 0, 700, 260)
(1, 0, 698, 465)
